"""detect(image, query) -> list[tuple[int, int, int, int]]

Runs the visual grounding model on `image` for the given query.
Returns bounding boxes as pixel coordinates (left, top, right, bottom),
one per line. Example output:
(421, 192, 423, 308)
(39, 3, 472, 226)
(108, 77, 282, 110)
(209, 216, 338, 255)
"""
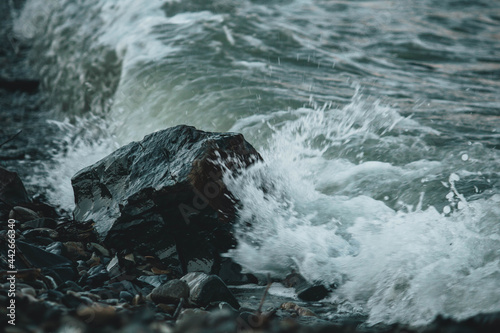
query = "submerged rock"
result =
(72, 125, 260, 275)
(283, 272, 331, 302)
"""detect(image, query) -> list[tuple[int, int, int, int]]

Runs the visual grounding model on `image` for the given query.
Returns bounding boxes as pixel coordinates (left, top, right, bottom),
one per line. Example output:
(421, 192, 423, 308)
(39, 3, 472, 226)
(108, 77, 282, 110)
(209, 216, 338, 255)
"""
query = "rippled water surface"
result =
(15, 0, 500, 326)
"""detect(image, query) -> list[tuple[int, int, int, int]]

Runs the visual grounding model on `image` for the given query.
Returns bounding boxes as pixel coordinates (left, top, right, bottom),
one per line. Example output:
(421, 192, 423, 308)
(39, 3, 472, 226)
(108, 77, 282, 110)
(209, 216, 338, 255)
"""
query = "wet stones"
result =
(71, 125, 261, 275)
(181, 272, 240, 309)
(149, 279, 190, 304)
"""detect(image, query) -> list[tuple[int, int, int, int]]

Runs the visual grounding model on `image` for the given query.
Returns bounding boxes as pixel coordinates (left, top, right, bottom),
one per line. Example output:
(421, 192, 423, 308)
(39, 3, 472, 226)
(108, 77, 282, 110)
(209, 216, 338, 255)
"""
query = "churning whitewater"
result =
(15, 0, 500, 326)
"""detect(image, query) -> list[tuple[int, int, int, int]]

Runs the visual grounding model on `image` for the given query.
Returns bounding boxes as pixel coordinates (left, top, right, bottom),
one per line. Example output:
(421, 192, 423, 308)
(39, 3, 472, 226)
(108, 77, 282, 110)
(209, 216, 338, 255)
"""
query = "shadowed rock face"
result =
(0, 167, 32, 220)
(72, 125, 260, 275)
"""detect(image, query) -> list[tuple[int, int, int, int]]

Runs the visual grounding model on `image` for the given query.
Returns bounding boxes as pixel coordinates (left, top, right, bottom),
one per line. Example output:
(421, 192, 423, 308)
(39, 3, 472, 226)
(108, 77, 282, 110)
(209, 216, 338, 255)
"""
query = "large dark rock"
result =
(72, 125, 260, 275)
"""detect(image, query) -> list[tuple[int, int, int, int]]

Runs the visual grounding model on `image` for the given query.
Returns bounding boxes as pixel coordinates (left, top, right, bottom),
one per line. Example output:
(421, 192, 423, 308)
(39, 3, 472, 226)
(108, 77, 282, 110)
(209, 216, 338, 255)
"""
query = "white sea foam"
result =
(329, 195, 500, 325)
(28, 116, 118, 210)
(224, 94, 500, 325)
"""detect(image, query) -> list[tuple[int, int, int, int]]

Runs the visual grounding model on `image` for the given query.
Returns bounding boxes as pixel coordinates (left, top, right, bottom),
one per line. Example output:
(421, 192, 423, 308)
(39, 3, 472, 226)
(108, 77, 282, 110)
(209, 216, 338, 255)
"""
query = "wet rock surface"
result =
(149, 279, 189, 304)
(72, 125, 261, 276)
(181, 272, 240, 309)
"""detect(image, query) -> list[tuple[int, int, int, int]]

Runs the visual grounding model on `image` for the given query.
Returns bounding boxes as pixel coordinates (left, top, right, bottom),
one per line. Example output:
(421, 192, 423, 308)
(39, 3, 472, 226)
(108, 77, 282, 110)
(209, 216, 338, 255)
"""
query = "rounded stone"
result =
(149, 279, 189, 304)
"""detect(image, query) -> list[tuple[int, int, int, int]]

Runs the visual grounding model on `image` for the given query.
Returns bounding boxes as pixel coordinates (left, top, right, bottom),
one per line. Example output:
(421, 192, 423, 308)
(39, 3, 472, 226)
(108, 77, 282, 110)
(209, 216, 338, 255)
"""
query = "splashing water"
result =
(224, 95, 500, 325)
(30, 115, 119, 210)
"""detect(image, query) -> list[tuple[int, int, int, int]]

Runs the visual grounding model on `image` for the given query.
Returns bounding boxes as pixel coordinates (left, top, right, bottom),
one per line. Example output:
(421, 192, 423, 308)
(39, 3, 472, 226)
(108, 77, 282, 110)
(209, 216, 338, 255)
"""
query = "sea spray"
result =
(224, 96, 500, 325)
(29, 115, 118, 210)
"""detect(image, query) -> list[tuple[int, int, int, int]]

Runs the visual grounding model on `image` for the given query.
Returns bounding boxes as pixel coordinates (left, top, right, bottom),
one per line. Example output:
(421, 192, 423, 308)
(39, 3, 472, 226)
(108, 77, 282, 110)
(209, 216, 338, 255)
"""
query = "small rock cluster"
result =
(0, 176, 325, 332)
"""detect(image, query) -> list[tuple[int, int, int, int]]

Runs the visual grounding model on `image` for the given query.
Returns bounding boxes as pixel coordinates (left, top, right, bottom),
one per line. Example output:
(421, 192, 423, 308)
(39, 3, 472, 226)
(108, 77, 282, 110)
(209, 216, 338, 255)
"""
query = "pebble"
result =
(89, 242, 111, 257)
(119, 291, 134, 303)
(86, 264, 109, 287)
(58, 280, 83, 293)
(76, 304, 118, 326)
(62, 292, 87, 309)
(149, 279, 190, 304)
(100, 298, 120, 305)
(9, 206, 39, 222)
(132, 294, 146, 306)
(79, 291, 101, 302)
(181, 272, 240, 309)
(47, 289, 64, 302)
(20, 286, 37, 297)
(156, 303, 176, 314)
(63, 241, 88, 260)
(283, 272, 331, 302)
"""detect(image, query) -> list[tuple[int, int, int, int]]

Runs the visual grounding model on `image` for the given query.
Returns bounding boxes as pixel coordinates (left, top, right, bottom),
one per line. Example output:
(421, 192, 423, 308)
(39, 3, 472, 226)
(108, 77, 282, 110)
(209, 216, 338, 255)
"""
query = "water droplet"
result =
(449, 173, 460, 182)
(384, 196, 389, 201)
(443, 206, 451, 214)
(457, 201, 466, 210)
(461, 154, 469, 161)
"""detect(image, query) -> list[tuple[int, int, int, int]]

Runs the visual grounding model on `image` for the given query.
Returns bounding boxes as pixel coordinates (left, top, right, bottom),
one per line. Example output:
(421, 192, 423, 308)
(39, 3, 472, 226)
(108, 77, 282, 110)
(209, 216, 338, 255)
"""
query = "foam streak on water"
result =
(14, 0, 500, 326)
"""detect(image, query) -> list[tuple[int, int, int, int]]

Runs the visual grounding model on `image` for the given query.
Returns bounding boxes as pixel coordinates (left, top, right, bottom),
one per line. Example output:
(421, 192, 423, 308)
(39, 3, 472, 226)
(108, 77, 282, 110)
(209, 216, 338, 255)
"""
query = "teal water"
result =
(15, 0, 500, 325)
